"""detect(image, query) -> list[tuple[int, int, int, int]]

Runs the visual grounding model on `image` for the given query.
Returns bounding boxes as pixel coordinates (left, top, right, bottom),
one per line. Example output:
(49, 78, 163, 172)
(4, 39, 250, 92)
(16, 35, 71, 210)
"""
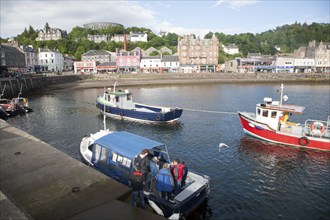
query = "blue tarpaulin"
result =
(94, 131, 165, 158)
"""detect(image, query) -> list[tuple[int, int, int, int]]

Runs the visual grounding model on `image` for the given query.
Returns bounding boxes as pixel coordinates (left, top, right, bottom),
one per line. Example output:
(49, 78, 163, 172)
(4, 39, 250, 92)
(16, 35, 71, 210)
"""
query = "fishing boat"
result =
(0, 85, 32, 116)
(80, 130, 210, 219)
(238, 84, 330, 151)
(95, 82, 183, 123)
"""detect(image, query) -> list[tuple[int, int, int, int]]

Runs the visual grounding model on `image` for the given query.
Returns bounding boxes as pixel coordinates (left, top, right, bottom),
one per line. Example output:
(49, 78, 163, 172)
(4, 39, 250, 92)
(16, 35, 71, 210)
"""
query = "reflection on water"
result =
(6, 83, 330, 219)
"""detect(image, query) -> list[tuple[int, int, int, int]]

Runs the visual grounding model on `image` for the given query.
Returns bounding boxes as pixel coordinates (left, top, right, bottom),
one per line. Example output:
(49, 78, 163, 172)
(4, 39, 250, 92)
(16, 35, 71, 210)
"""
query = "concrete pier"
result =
(0, 120, 164, 220)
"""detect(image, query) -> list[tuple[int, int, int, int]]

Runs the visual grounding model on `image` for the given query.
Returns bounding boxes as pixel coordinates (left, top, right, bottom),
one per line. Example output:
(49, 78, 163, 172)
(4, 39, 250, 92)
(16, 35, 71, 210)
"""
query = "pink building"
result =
(116, 49, 142, 73)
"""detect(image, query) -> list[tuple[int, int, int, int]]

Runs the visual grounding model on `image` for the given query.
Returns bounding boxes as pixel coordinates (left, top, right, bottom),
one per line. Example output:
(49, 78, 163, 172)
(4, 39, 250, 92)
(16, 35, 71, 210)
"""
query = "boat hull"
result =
(96, 101, 183, 123)
(238, 112, 330, 151)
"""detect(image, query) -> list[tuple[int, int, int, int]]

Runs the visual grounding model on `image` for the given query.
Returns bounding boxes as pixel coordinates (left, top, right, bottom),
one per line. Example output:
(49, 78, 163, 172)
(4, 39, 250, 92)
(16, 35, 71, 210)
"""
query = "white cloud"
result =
(214, 0, 258, 9)
(0, 1, 156, 38)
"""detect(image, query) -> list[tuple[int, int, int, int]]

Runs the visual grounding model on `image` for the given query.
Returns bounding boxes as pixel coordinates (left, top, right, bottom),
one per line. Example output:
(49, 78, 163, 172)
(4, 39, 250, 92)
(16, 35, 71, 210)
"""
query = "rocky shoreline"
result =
(49, 72, 330, 91)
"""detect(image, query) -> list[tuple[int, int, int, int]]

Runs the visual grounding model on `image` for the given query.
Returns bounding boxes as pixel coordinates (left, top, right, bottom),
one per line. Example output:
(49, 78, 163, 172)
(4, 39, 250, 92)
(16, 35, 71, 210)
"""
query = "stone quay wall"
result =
(0, 75, 93, 98)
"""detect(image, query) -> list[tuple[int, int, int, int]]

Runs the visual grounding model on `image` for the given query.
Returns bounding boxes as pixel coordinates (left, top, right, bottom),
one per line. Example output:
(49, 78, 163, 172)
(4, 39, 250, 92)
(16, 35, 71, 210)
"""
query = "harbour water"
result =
(6, 83, 330, 219)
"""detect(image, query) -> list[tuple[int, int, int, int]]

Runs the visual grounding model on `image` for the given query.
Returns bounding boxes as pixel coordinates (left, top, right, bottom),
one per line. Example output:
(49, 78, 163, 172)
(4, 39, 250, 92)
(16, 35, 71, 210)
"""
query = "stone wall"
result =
(0, 75, 92, 98)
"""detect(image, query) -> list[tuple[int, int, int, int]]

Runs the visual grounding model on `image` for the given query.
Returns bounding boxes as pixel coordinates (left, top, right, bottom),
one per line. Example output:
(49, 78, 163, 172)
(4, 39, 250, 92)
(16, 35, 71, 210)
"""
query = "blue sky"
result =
(0, 0, 329, 39)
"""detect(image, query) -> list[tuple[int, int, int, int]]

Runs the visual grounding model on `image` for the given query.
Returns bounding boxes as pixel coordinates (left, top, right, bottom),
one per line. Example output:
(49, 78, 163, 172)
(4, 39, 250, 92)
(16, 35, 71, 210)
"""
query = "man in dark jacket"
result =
(129, 166, 145, 208)
(134, 149, 150, 185)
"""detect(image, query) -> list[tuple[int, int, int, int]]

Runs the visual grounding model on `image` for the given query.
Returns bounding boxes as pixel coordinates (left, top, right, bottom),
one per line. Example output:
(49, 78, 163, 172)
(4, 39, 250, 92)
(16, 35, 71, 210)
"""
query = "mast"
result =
(280, 83, 284, 106)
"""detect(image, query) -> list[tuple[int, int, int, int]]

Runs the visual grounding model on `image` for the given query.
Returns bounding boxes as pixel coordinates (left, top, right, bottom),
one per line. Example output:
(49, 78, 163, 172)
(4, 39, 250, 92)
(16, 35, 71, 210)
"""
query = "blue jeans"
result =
(131, 190, 145, 208)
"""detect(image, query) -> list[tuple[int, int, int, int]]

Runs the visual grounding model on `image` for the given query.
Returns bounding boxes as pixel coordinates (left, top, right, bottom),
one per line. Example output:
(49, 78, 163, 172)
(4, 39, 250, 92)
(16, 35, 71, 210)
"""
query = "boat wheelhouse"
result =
(238, 84, 330, 151)
(80, 131, 210, 219)
(95, 83, 183, 123)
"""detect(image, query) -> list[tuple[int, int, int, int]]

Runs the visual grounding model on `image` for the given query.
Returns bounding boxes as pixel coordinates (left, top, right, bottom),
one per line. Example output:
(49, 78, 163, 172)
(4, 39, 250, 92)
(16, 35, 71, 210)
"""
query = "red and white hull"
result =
(238, 112, 330, 151)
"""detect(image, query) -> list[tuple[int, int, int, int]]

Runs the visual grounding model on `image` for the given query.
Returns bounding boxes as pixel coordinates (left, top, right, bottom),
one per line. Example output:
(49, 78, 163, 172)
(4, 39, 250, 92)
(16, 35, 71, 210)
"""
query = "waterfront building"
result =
(96, 61, 117, 73)
(224, 59, 239, 73)
(161, 55, 179, 73)
(63, 56, 77, 71)
(38, 48, 64, 72)
(140, 56, 161, 73)
(116, 49, 142, 72)
(23, 45, 39, 73)
(222, 44, 239, 55)
(275, 57, 294, 73)
(81, 50, 115, 64)
(36, 25, 67, 41)
(87, 34, 111, 43)
(293, 40, 330, 73)
(83, 22, 124, 30)
(0, 43, 26, 74)
(178, 34, 219, 73)
(73, 61, 97, 74)
(294, 58, 315, 73)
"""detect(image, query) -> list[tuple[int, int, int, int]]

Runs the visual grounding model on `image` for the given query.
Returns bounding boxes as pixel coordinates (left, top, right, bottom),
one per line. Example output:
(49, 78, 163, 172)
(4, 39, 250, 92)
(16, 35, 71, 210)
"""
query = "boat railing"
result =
(304, 118, 330, 139)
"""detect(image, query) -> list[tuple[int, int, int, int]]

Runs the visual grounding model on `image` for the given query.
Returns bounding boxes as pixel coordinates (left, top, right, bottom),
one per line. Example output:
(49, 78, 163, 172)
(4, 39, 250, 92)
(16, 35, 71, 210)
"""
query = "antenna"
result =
(103, 86, 106, 131)
(113, 81, 118, 93)
(280, 83, 284, 106)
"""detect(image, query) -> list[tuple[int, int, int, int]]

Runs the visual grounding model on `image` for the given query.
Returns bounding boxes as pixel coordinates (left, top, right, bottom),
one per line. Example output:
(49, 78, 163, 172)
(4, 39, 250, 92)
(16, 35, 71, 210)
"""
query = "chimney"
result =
(123, 31, 127, 51)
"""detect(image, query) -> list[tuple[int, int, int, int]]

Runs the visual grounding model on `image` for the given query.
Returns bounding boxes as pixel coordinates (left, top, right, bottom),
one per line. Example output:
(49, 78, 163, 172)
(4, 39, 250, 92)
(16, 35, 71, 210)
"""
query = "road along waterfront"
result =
(4, 82, 330, 219)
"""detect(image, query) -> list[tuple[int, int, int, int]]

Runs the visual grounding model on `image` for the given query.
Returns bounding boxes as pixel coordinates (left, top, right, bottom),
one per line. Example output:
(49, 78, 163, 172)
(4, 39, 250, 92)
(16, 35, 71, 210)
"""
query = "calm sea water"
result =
(7, 83, 330, 219)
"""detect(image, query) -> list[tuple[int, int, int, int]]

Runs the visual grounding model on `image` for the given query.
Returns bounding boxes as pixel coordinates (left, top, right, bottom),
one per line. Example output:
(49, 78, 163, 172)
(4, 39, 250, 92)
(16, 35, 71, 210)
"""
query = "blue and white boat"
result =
(80, 130, 210, 219)
(95, 83, 183, 123)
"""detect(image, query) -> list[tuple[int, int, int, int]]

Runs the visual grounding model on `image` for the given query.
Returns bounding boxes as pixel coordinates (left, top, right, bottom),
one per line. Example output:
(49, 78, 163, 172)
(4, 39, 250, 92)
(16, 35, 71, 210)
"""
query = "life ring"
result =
(310, 121, 326, 135)
(298, 137, 309, 146)
(156, 115, 161, 121)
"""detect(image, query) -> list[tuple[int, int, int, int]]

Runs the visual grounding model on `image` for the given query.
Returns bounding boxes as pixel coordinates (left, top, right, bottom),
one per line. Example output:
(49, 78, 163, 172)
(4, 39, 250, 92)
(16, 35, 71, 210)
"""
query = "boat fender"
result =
(148, 199, 164, 216)
(156, 115, 161, 121)
(248, 123, 255, 128)
(298, 137, 309, 146)
(168, 213, 180, 220)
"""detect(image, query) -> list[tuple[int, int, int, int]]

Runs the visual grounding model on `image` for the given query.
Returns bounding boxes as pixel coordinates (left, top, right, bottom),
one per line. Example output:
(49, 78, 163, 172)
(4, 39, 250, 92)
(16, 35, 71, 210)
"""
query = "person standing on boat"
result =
(156, 163, 174, 200)
(129, 166, 145, 209)
(181, 161, 188, 187)
(171, 158, 185, 195)
(134, 149, 150, 186)
(149, 156, 159, 192)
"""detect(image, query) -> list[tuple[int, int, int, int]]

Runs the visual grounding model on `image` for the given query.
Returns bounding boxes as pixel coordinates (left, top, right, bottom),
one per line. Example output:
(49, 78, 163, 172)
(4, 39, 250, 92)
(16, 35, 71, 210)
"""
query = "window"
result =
(271, 111, 277, 118)
(111, 152, 131, 168)
(92, 144, 102, 164)
(99, 147, 109, 169)
(257, 108, 261, 115)
(262, 110, 268, 117)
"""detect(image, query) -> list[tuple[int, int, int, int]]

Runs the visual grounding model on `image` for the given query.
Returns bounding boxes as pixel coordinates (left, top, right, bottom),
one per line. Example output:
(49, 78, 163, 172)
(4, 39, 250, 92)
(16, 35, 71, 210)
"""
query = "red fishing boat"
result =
(238, 84, 330, 151)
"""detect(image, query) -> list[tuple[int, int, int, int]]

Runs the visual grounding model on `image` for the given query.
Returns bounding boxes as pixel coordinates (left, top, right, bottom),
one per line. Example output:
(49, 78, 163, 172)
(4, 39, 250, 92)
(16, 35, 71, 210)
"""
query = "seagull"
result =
(219, 143, 229, 152)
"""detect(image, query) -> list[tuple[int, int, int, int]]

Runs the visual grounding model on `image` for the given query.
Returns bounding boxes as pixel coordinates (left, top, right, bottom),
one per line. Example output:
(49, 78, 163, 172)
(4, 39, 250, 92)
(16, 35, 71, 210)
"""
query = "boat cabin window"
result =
(271, 111, 277, 118)
(100, 147, 109, 169)
(116, 96, 119, 102)
(111, 152, 131, 168)
(262, 110, 268, 117)
(127, 95, 132, 101)
(92, 144, 102, 164)
(257, 108, 261, 116)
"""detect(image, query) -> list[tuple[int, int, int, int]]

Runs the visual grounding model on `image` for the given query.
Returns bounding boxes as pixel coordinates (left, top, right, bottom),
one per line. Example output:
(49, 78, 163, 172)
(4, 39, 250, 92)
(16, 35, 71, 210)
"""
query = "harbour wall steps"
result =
(0, 120, 164, 220)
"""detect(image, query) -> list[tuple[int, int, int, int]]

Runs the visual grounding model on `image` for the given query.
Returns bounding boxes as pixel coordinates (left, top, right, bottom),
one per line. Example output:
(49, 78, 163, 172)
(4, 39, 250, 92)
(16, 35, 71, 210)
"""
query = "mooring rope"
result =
(183, 108, 237, 115)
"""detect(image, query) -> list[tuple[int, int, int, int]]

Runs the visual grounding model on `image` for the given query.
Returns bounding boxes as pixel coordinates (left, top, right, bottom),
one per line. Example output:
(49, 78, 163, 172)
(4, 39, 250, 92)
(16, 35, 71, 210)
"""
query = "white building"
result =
(38, 48, 63, 72)
(140, 57, 161, 73)
(223, 44, 239, 55)
(161, 55, 179, 73)
(74, 61, 97, 74)
(130, 32, 148, 42)
(275, 57, 294, 73)
(294, 58, 315, 73)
